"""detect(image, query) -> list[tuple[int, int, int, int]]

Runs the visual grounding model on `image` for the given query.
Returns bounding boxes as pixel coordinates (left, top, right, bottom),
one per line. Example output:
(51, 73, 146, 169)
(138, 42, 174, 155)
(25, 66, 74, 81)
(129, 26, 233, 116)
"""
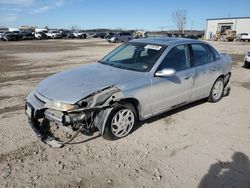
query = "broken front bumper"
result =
(25, 86, 121, 147)
(25, 101, 65, 148)
(25, 92, 86, 148)
(28, 117, 64, 148)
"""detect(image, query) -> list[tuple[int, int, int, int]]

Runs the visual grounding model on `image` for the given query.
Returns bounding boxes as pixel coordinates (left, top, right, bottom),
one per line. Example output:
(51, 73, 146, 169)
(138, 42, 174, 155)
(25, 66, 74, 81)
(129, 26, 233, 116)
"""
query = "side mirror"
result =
(155, 68, 176, 77)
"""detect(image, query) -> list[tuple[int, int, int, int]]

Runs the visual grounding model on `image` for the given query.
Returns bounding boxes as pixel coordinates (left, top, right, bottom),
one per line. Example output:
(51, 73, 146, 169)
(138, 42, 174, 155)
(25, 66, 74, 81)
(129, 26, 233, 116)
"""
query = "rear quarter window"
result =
(208, 45, 220, 61)
(191, 44, 214, 66)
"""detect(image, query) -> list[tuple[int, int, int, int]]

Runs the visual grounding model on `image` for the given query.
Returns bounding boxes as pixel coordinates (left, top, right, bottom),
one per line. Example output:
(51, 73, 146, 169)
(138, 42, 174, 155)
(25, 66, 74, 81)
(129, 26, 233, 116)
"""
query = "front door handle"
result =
(212, 67, 216, 71)
(184, 76, 190, 80)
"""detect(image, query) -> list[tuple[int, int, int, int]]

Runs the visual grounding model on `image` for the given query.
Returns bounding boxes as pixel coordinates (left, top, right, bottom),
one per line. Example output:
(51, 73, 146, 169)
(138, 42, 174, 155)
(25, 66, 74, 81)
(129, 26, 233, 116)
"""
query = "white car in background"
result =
(73, 31, 87, 39)
(46, 30, 62, 39)
(35, 31, 48, 40)
(244, 51, 250, 68)
(0, 31, 4, 40)
(236, 33, 250, 42)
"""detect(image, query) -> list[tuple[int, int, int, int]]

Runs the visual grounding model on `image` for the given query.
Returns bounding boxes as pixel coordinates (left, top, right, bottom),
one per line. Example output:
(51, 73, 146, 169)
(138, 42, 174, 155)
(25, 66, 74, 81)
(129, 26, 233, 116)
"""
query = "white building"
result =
(8, 28, 20, 32)
(205, 17, 250, 39)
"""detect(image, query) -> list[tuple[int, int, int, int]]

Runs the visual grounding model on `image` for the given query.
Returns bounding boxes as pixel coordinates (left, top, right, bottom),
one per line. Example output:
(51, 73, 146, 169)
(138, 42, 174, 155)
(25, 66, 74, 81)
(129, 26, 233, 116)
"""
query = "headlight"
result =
(44, 101, 78, 111)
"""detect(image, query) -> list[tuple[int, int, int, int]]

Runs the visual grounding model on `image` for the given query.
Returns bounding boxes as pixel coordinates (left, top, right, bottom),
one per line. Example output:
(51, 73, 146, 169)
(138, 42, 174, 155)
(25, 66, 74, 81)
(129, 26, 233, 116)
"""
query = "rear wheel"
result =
(103, 103, 137, 140)
(208, 77, 224, 102)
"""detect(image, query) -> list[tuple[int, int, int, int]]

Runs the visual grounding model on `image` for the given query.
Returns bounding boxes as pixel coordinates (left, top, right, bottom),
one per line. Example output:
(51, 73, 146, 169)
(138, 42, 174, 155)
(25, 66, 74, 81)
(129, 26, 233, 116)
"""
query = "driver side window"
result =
(158, 45, 190, 71)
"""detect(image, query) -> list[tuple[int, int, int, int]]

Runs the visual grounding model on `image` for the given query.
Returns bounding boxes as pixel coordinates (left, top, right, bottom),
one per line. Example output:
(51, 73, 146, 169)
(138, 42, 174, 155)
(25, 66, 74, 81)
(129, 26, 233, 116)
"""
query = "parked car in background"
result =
(184, 34, 200, 40)
(73, 31, 87, 39)
(25, 38, 232, 147)
(92, 32, 106, 38)
(107, 32, 133, 43)
(35, 31, 48, 40)
(0, 31, 4, 40)
(105, 32, 115, 39)
(59, 30, 71, 39)
(88, 33, 95, 38)
(21, 31, 35, 40)
(58, 30, 78, 39)
(1, 31, 22, 41)
(133, 31, 148, 39)
(67, 32, 78, 39)
(12, 31, 24, 40)
(235, 33, 250, 42)
(46, 30, 62, 39)
(244, 51, 250, 68)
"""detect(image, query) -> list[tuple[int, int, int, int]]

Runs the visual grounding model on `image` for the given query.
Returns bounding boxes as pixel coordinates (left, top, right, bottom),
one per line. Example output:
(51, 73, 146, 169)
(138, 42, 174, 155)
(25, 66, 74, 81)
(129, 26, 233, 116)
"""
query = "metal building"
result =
(205, 17, 250, 39)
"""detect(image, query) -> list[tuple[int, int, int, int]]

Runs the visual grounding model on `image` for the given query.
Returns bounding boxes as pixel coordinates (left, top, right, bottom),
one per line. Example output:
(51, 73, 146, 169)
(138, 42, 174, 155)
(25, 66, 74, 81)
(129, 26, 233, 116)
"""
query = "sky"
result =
(0, 0, 249, 31)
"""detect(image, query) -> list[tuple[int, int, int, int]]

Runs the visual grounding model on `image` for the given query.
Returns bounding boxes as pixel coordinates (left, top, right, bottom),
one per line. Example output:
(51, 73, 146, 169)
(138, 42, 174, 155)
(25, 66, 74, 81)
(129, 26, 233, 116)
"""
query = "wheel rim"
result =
(111, 109, 135, 138)
(212, 80, 224, 100)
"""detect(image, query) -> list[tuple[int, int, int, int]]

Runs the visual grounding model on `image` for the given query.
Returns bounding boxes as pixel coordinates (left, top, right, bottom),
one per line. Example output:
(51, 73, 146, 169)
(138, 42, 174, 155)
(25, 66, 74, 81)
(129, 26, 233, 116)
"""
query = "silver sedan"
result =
(25, 38, 232, 147)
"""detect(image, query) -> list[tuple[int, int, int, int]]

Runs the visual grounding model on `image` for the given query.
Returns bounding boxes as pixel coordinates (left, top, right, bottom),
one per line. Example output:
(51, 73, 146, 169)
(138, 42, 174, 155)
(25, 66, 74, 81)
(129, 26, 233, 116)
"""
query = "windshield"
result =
(99, 42, 166, 72)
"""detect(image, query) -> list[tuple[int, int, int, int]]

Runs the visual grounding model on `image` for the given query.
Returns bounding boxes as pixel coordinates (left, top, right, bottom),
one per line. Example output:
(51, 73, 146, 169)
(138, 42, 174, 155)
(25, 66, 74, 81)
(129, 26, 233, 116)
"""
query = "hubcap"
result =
(111, 109, 135, 138)
(212, 80, 224, 100)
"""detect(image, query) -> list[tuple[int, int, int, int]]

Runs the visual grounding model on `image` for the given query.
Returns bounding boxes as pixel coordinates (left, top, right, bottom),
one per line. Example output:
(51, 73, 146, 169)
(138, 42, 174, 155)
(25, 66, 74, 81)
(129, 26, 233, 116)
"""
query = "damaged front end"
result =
(25, 86, 122, 147)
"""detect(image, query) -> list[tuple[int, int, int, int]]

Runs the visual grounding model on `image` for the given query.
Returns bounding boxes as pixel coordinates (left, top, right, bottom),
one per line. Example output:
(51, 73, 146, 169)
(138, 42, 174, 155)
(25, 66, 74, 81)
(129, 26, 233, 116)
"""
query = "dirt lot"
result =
(0, 39, 250, 188)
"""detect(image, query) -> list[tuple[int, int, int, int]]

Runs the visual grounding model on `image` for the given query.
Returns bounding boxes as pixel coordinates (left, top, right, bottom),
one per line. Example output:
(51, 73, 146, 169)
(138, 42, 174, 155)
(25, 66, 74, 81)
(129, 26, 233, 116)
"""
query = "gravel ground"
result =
(0, 39, 250, 188)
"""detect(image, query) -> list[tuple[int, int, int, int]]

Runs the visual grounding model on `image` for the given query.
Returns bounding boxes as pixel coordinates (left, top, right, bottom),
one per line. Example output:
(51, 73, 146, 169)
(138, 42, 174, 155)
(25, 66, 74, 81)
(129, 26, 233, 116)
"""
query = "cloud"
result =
(31, 6, 53, 14)
(54, 0, 65, 7)
(0, 7, 22, 12)
(0, 0, 33, 6)
(0, 14, 18, 22)
(30, 0, 67, 14)
(0, 0, 70, 21)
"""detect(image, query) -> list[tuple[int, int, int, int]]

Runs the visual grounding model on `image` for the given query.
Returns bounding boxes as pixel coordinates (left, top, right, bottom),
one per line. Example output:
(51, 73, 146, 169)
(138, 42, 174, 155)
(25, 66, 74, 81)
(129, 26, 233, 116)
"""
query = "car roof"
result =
(130, 37, 204, 46)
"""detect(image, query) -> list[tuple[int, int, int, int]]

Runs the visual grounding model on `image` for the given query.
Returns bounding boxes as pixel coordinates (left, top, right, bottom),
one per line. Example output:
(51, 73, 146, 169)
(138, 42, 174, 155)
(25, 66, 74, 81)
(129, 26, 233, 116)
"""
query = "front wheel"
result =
(103, 103, 137, 140)
(208, 77, 224, 103)
(244, 61, 250, 68)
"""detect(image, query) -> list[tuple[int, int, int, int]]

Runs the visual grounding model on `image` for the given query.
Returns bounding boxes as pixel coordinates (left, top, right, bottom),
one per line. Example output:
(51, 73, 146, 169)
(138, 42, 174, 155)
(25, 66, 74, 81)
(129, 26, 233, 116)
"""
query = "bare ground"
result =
(0, 39, 250, 188)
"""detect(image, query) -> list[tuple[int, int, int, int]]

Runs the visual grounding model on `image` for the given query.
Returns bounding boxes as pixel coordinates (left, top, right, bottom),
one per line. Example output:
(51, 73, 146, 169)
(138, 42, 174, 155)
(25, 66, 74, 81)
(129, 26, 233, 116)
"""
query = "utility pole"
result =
(157, 26, 167, 32)
(157, 26, 174, 37)
(190, 20, 193, 35)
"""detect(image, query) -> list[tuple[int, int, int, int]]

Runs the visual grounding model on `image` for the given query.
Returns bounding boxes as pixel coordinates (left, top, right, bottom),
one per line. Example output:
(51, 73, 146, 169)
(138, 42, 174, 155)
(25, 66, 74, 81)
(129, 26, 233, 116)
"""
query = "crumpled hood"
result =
(36, 63, 145, 104)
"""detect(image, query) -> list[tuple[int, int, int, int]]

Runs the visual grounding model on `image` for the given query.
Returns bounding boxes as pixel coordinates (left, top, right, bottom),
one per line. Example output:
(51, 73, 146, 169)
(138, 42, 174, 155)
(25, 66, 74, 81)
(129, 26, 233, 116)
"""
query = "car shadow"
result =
(133, 98, 207, 132)
(198, 152, 250, 188)
(242, 65, 250, 69)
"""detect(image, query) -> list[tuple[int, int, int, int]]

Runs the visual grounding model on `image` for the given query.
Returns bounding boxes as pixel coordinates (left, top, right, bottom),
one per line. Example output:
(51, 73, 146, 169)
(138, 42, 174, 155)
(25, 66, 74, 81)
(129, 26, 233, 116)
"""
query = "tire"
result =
(245, 61, 250, 68)
(103, 103, 137, 140)
(208, 77, 224, 103)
